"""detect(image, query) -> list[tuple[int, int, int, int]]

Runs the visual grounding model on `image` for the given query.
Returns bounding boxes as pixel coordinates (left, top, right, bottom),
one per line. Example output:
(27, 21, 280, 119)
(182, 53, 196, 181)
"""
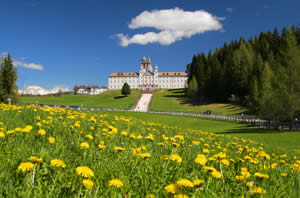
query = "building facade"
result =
(108, 56, 188, 90)
(74, 85, 107, 95)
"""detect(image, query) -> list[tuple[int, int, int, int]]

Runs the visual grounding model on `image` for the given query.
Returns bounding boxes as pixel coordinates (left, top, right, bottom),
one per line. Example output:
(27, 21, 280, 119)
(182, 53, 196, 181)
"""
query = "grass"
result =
(0, 104, 299, 197)
(102, 111, 300, 155)
(20, 90, 141, 109)
(151, 89, 247, 115)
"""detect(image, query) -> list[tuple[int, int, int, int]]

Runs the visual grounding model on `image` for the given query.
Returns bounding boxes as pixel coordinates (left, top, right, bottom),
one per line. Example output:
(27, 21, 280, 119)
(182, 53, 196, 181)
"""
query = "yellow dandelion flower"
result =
(170, 154, 182, 164)
(38, 129, 46, 135)
(80, 142, 90, 149)
(140, 153, 152, 158)
(98, 144, 105, 150)
(254, 172, 269, 179)
(174, 194, 189, 198)
(114, 147, 126, 151)
(246, 181, 254, 188)
(48, 137, 55, 144)
(202, 148, 210, 153)
(281, 173, 287, 177)
(193, 179, 204, 187)
(161, 155, 168, 160)
(0, 132, 5, 138)
(85, 134, 93, 140)
(164, 184, 180, 194)
(76, 166, 94, 178)
(211, 171, 222, 178)
(176, 179, 194, 188)
(108, 179, 123, 188)
(18, 162, 35, 172)
(145, 194, 154, 198)
(220, 159, 230, 166)
(251, 187, 266, 195)
(235, 175, 246, 182)
(29, 156, 43, 163)
(82, 179, 94, 189)
(195, 154, 207, 166)
(50, 159, 66, 168)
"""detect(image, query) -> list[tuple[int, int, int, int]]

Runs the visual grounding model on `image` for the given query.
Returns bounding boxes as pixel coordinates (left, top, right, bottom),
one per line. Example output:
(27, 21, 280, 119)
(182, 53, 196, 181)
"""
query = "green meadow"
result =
(20, 90, 141, 109)
(151, 89, 246, 115)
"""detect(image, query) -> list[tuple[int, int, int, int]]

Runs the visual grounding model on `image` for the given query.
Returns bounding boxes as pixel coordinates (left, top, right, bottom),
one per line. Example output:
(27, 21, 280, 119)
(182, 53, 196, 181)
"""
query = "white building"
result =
(74, 85, 107, 95)
(108, 56, 188, 90)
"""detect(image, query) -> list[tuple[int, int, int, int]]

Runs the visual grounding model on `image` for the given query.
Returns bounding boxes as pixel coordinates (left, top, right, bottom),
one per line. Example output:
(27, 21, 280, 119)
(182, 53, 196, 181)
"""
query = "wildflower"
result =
(82, 179, 94, 189)
(164, 184, 180, 194)
(108, 179, 123, 188)
(202, 148, 210, 153)
(29, 156, 43, 163)
(114, 147, 126, 151)
(193, 179, 204, 187)
(50, 159, 66, 168)
(48, 137, 55, 144)
(140, 153, 152, 158)
(246, 181, 254, 188)
(211, 171, 222, 178)
(38, 129, 46, 135)
(80, 142, 90, 149)
(177, 179, 194, 188)
(18, 162, 35, 172)
(161, 155, 168, 160)
(251, 187, 266, 195)
(281, 173, 287, 177)
(98, 143, 105, 150)
(220, 159, 230, 166)
(254, 172, 269, 179)
(170, 154, 182, 164)
(174, 194, 189, 198)
(22, 125, 33, 133)
(85, 134, 93, 140)
(0, 132, 5, 138)
(76, 166, 94, 178)
(195, 154, 207, 166)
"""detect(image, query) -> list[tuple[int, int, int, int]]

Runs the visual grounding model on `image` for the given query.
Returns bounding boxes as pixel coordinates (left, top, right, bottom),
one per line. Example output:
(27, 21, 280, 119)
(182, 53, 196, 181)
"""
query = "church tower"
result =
(147, 57, 153, 72)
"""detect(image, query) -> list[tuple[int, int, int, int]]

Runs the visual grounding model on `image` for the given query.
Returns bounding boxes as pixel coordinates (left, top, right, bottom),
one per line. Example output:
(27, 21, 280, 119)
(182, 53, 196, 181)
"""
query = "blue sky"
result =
(0, 0, 299, 90)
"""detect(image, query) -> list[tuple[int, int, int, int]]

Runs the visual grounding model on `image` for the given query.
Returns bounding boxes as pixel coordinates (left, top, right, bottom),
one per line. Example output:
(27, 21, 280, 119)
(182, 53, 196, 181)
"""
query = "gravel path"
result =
(133, 93, 152, 112)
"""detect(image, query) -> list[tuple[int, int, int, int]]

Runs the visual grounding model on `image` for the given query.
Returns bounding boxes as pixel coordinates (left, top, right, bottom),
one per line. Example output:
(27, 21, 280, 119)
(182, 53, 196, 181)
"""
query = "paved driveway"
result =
(133, 93, 152, 112)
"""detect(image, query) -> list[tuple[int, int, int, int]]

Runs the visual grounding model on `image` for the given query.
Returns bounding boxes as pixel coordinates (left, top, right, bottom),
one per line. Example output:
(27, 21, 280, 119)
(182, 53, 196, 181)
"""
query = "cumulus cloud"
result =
(14, 60, 44, 70)
(226, 8, 233, 13)
(117, 8, 224, 46)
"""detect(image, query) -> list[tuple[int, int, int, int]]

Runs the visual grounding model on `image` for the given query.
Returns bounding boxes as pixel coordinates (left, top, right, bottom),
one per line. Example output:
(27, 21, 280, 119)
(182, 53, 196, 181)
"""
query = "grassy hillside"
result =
(151, 89, 247, 115)
(20, 90, 141, 109)
(102, 111, 300, 155)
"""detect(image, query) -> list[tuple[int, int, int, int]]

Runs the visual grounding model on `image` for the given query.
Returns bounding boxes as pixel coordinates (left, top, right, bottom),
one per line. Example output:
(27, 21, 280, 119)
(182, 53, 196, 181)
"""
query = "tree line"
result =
(0, 54, 18, 104)
(186, 26, 300, 129)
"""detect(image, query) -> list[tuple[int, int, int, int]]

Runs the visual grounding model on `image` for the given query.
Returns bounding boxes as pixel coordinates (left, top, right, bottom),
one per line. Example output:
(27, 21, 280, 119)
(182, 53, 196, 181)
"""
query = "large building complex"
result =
(108, 56, 188, 90)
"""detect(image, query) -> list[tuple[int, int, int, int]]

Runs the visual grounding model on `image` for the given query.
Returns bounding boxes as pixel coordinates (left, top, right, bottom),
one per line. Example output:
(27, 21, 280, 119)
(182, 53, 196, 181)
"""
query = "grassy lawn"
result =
(102, 111, 300, 154)
(151, 89, 247, 115)
(20, 90, 141, 109)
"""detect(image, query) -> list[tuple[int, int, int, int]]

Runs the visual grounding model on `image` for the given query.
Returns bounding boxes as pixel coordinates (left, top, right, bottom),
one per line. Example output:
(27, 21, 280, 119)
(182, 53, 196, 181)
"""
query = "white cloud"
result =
(226, 8, 233, 13)
(1, 52, 8, 56)
(117, 8, 223, 46)
(14, 60, 44, 70)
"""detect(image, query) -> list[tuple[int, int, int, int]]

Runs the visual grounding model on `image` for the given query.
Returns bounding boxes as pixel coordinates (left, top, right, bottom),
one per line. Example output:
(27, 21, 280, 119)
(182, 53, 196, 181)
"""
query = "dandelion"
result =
(176, 179, 194, 188)
(85, 134, 93, 140)
(193, 179, 204, 187)
(246, 181, 254, 188)
(76, 166, 94, 178)
(82, 179, 94, 189)
(195, 154, 207, 165)
(38, 129, 46, 135)
(254, 172, 269, 179)
(174, 194, 189, 198)
(251, 187, 266, 195)
(50, 159, 66, 168)
(18, 162, 35, 172)
(140, 153, 152, 158)
(164, 184, 180, 194)
(0, 132, 5, 138)
(29, 156, 43, 163)
(170, 154, 182, 164)
(211, 171, 222, 178)
(80, 142, 90, 149)
(114, 147, 126, 151)
(108, 179, 123, 188)
(48, 137, 55, 144)
(161, 155, 168, 160)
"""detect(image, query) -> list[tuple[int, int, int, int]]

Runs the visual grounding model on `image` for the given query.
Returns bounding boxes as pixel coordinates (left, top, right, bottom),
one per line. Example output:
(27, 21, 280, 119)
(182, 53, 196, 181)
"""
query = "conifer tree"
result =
(121, 83, 131, 96)
(0, 54, 18, 103)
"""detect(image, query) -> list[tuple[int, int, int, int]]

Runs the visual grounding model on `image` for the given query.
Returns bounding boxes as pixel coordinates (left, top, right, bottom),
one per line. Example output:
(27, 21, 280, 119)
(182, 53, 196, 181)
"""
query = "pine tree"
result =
(186, 75, 198, 98)
(0, 54, 18, 103)
(121, 83, 131, 96)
